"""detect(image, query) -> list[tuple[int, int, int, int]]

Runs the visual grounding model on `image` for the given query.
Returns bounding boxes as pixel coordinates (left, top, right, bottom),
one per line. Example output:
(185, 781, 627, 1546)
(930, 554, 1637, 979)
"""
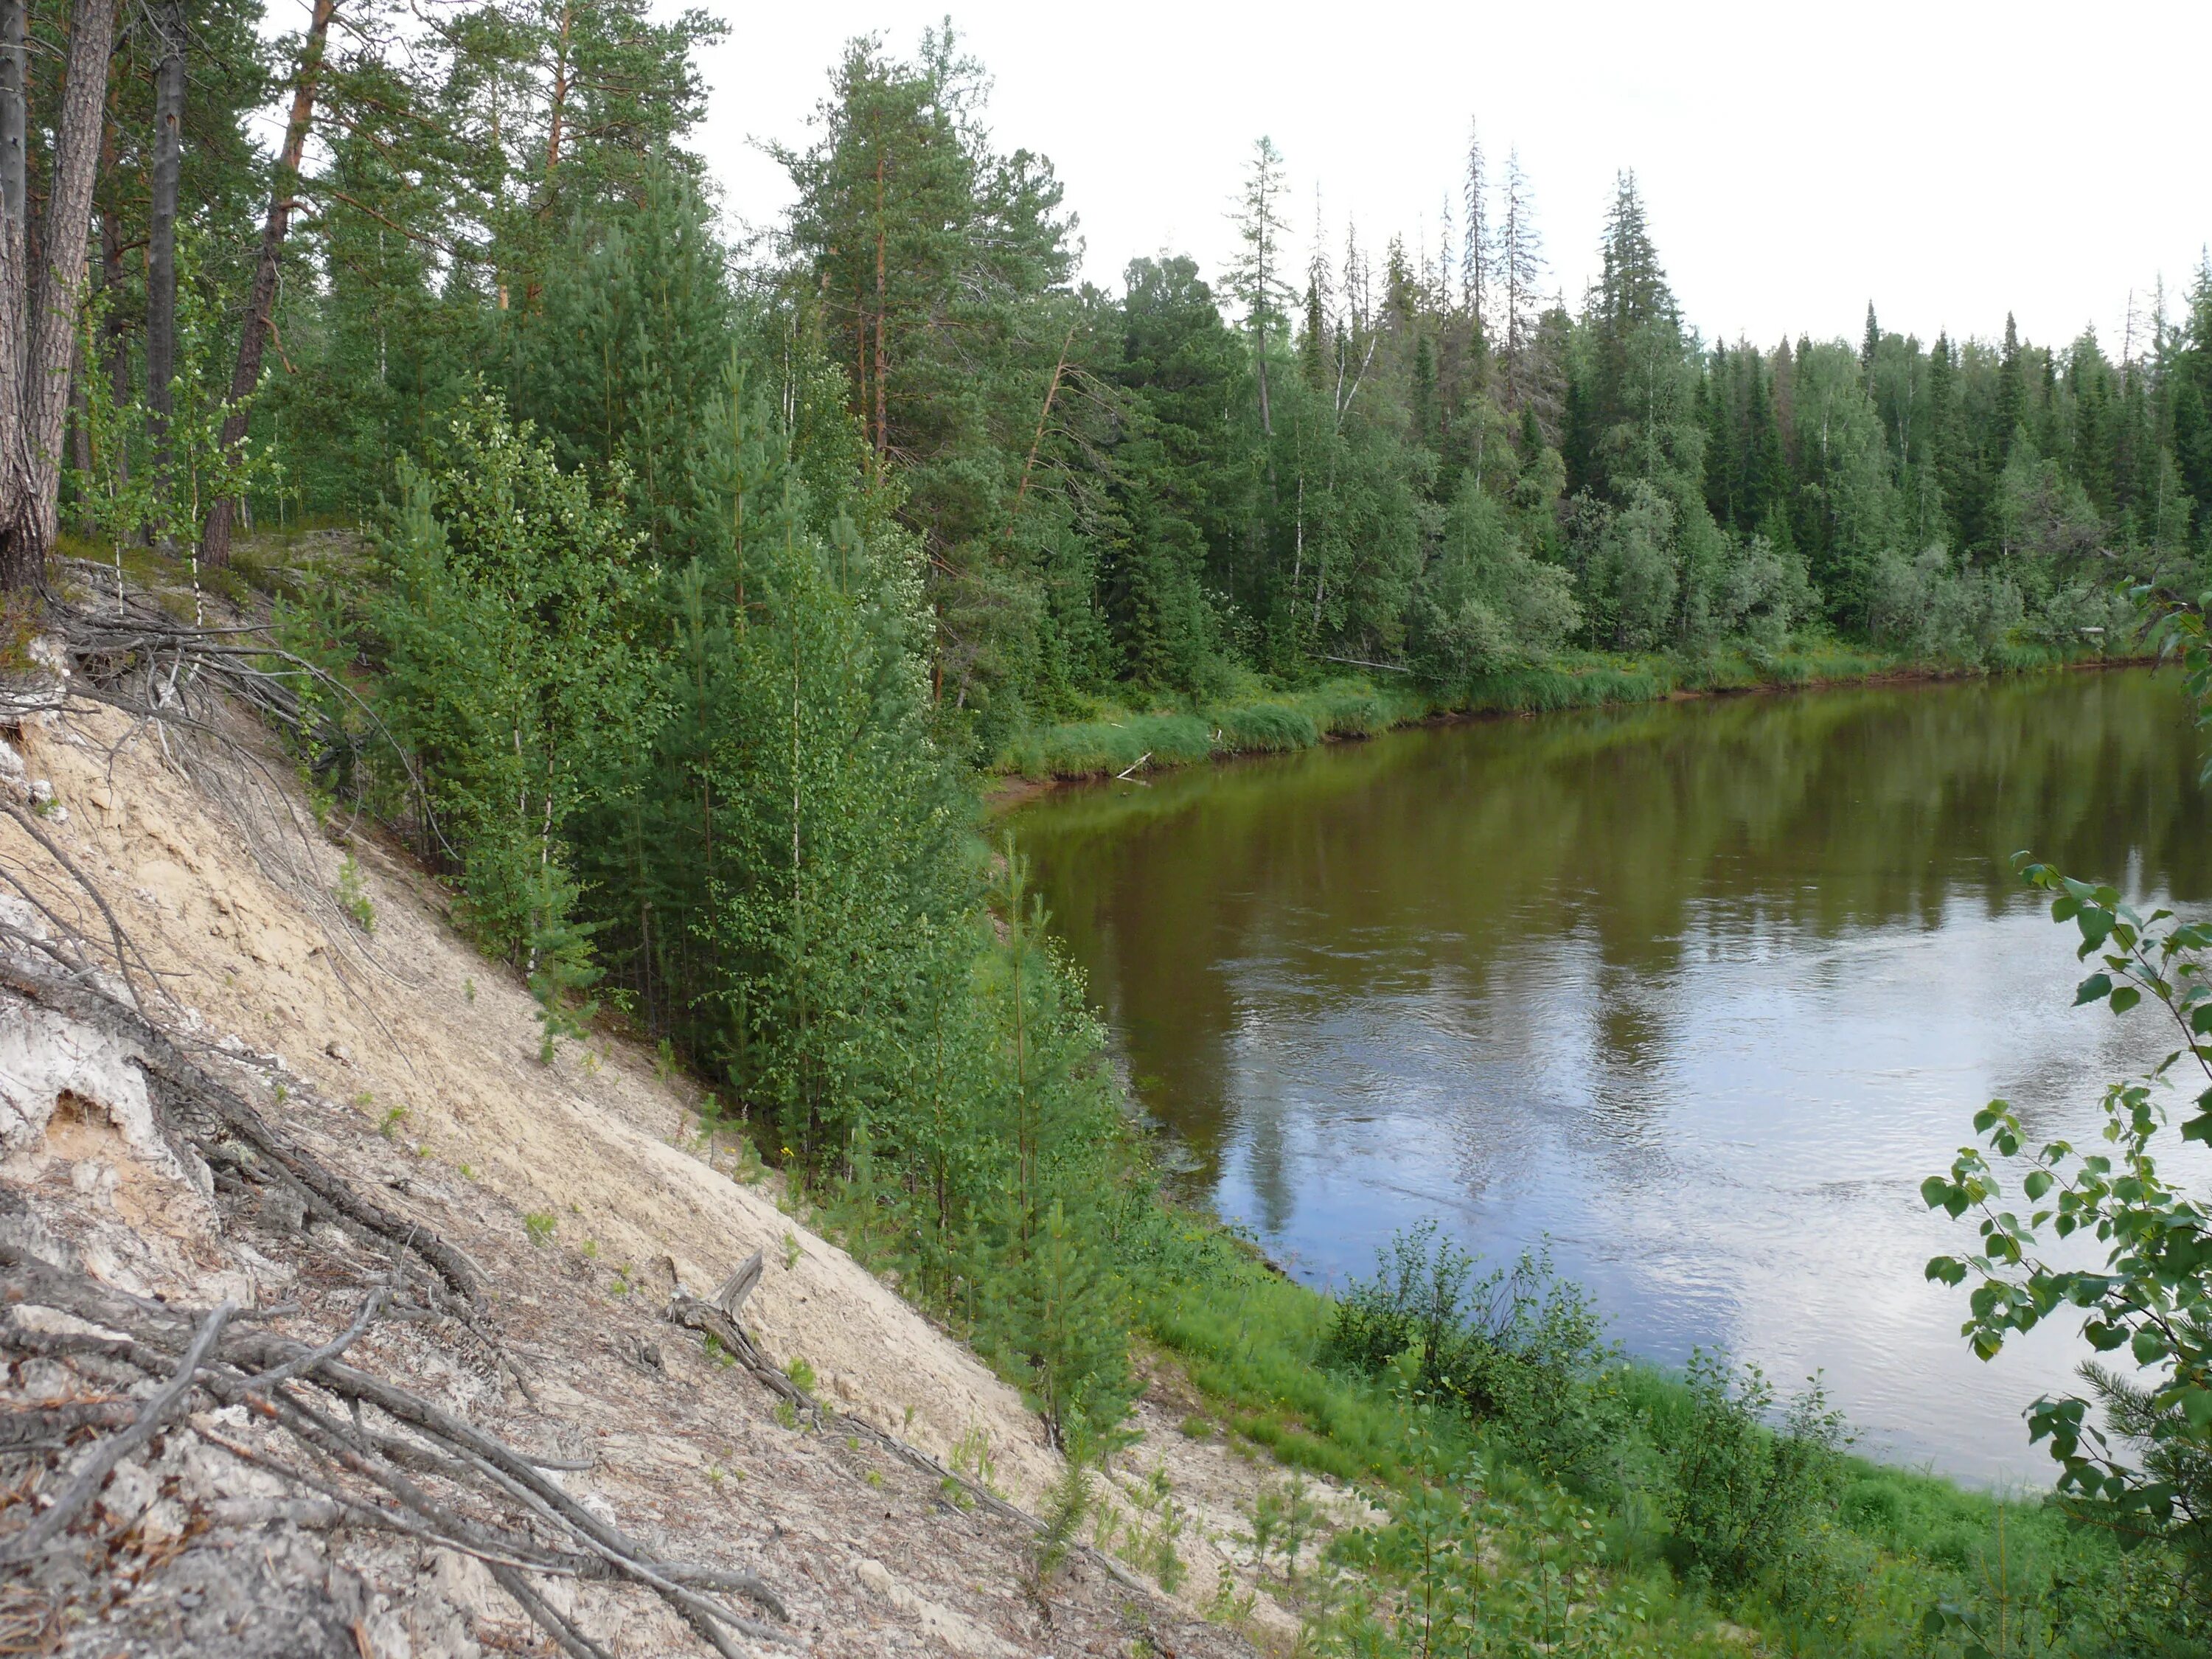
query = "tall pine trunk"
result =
(145, 0, 184, 502)
(0, 0, 122, 591)
(0, 0, 24, 308)
(98, 102, 125, 491)
(198, 0, 336, 571)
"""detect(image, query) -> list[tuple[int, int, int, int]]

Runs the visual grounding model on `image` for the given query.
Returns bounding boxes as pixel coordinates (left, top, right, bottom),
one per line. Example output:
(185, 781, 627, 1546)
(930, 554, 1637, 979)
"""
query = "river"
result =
(1006, 668, 2212, 1483)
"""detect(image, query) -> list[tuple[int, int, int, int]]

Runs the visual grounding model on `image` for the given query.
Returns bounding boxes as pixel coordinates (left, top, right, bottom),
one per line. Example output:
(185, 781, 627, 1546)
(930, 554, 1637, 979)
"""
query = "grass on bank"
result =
(1131, 1227, 2152, 1658)
(996, 639, 2098, 783)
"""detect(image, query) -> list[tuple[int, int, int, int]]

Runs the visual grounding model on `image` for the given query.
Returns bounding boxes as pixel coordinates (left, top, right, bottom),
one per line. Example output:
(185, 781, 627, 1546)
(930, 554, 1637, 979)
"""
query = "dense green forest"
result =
(25, 8, 2211, 746)
(4, 2, 2212, 1652)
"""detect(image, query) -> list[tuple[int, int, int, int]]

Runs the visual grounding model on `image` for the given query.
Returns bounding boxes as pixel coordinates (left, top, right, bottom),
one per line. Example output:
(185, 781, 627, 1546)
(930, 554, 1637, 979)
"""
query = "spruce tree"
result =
(1461, 117, 1488, 347)
(1228, 136, 1293, 438)
(1995, 312, 2025, 466)
(2172, 256, 2212, 529)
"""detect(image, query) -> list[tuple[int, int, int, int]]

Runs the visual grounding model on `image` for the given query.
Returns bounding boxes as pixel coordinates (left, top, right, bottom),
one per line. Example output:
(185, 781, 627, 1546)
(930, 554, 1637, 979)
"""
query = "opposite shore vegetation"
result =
(3, 8, 2211, 1655)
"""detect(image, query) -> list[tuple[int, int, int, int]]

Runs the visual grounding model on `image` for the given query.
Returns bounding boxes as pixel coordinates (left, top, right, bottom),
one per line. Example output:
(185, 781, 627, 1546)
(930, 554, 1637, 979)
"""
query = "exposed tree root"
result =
(0, 1239, 792, 1649)
(0, 810, 790, 1650)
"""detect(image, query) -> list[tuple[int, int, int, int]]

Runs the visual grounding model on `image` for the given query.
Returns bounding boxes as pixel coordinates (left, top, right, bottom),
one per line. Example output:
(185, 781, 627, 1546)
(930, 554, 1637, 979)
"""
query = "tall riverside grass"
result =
(995, 644, 2125, 783)
(1001, 711, 1215, 779)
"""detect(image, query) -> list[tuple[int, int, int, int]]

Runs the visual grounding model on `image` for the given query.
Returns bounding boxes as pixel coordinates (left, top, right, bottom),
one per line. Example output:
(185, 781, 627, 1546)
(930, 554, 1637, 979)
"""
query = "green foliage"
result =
(361, 399, 640, 1052)
(1328, 1448, 1687, 1659)
(1139, 1212, 2153, 1658)
(1216, 700, 1318, 752)
(1002, 710, 1216, 779)
(1868, 549, 2025, 663)
(1924, 862, 2212, 1634)
(1031, 1447, 1093, 1591)
(69, 226, 282, 566)
(1408, 477, 1581, 684)
(333, 361, 1141, 1450)
(505, 164, 737, 560)
(1097, 1461, 1187, 1590)
(335, 854, 375, 935)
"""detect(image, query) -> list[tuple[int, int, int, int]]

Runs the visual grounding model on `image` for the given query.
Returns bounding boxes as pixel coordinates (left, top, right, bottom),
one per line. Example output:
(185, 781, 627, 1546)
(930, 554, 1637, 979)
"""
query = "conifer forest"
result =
(5, 4, 2212, 1656)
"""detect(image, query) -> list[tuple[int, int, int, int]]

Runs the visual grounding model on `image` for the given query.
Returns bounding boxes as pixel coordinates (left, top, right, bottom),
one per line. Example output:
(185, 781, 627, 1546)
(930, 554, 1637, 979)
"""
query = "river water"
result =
(1006, 669, 2212, 1483)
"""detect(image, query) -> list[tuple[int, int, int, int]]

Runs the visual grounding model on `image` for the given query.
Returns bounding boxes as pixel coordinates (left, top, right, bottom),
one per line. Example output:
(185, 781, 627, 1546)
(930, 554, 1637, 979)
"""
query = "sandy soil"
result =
(0, 651, 1384, 1655)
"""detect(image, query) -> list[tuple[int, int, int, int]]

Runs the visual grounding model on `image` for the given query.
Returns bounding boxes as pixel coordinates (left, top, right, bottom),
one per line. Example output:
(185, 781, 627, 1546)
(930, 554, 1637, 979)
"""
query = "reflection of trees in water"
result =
(1590, 961, 1669, 1113)
(1238, 1092, 1298, 1237)
(1012, 671, 2208, 1172)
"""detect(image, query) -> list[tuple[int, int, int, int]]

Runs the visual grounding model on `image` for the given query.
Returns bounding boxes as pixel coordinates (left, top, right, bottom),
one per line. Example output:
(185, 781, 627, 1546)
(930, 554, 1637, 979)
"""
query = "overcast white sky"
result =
(690, 0, 2211, 353)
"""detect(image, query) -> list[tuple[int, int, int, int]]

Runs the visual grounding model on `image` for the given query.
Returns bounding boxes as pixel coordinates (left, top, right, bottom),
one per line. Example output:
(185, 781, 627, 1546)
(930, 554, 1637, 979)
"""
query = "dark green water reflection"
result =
(1008, 669, 2212, 1481)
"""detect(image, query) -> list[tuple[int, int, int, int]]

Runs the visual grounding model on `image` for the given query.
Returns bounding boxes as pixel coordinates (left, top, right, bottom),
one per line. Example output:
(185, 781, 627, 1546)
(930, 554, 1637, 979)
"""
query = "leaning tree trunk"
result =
(0, 0, 122, 593)
(145, 0, 184, 498)
(199, 0, 335, 572)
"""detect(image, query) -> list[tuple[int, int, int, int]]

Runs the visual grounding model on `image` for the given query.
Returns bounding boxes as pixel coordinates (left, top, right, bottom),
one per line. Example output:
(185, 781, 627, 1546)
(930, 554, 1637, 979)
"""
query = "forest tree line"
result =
(0, 8, 2200, 750)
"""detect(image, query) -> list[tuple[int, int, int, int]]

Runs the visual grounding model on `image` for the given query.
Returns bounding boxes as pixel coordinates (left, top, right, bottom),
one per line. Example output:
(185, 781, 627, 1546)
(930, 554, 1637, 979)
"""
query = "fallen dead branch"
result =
(667, 1260, 1150, 1598)
(0, 1300, 237, 1566)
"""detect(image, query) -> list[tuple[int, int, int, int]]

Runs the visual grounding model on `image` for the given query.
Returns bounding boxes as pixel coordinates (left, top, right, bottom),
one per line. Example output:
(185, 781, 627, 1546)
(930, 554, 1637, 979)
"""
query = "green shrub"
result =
(1924, 781, 2212, 1644)
(335, 853, 377, 934)
(1324, 1222, 1624, 1489)
(1658, 1352, 1846, 1587)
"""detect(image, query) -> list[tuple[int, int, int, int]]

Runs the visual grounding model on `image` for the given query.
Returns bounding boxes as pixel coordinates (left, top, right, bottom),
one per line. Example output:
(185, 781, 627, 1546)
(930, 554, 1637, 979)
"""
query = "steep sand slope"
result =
(0, 672, 1290, 1655)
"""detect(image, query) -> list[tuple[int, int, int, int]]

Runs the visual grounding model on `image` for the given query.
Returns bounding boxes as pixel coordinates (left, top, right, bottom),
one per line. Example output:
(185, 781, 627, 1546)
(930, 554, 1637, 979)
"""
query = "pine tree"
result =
(1702, 342, 1736, 527)
(777, 30, 1074, 738)
(1413, 333, 1438, 450)
(1596, 170, 1673, 336)
(144, 0, 186, 504)
(1301, 278, 1328, 394)
(0, 0, 125, 588)
(1745, 352, 1790, 538)
(507, 163, 734, 557)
